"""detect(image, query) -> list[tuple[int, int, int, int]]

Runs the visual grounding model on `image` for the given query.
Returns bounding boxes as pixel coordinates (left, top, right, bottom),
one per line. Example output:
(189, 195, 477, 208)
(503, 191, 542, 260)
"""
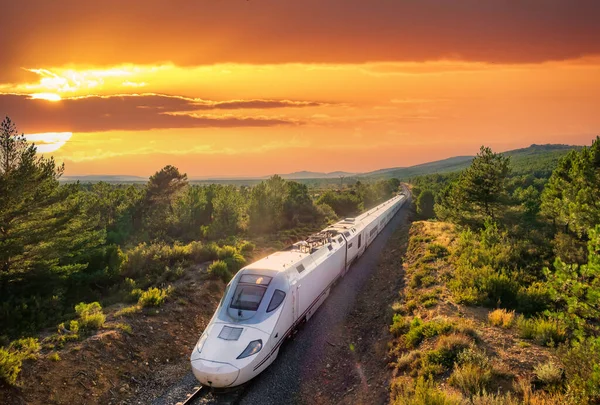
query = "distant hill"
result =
(274, 171, 356, 180)
(60, 175, 148, 183)
(61, 144, 579, 184)
(364, 144, 578, 180)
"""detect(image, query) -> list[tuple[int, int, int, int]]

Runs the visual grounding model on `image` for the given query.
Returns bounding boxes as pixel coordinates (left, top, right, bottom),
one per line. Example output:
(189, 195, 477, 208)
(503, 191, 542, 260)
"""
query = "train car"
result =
(190, 193, 407, 388)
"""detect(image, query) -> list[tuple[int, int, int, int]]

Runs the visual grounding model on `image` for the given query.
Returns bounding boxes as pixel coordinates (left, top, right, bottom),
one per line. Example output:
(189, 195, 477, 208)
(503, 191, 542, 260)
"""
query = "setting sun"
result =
(30, 93, 62, 102)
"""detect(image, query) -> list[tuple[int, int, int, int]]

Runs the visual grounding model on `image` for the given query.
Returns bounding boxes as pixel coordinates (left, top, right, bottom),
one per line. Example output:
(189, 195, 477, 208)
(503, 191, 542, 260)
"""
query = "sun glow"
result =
(25, 132, 73, 153)
(31, 93, 62, 102)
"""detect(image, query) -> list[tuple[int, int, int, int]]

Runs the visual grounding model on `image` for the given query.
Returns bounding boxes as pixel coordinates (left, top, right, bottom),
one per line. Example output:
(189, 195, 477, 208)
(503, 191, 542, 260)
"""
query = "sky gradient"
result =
(1, 1, 599, 177)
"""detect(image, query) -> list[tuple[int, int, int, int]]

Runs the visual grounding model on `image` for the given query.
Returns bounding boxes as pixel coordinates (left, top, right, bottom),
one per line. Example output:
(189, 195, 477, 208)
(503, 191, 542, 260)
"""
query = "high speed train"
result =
(190, 193, 407, 387)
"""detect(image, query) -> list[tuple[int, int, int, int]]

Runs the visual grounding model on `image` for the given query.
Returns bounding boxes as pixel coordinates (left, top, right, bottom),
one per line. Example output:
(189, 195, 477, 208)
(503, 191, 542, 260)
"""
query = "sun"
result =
(24, 132, 73, 153)
(30, 93, 62, 102)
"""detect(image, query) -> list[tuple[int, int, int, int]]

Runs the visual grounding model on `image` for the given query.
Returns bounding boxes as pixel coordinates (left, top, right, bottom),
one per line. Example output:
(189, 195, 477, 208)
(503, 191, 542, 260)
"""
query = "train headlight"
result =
(237, 340, 262, 359)
(196, 333, 208, 354)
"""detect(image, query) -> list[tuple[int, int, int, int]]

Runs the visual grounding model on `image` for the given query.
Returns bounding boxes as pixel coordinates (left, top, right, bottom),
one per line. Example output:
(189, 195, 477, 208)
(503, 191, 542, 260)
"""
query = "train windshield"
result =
(230, 285, 266, 311)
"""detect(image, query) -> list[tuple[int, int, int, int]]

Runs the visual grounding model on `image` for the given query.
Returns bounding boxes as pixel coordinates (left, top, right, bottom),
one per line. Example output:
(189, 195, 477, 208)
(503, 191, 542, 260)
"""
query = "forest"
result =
(0, 116, 400, 384)
(401, 139, 600, 403)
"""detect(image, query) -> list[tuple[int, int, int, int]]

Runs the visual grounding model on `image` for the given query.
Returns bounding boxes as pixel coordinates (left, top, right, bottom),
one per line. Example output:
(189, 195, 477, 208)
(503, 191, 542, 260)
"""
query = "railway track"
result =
(173, 383, 249, 405)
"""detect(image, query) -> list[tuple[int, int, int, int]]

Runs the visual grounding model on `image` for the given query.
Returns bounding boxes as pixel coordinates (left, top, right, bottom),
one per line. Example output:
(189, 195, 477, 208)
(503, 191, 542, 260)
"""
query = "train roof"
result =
(246, 250, 311, 273)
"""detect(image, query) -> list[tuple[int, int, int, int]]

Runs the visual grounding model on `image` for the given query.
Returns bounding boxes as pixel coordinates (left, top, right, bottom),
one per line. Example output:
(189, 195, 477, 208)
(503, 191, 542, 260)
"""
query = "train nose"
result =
(191, 357, 240, 387)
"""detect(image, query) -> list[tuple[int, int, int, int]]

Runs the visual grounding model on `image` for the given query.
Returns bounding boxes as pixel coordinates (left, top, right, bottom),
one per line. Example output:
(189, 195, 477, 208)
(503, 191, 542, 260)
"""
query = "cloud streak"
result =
(1, 0, 599, 82)
(0, 93, 309, 133)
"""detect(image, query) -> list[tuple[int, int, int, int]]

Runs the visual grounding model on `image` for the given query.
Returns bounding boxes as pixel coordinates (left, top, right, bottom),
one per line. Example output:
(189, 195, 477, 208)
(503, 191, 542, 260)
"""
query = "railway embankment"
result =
(386, 221, 561, 404)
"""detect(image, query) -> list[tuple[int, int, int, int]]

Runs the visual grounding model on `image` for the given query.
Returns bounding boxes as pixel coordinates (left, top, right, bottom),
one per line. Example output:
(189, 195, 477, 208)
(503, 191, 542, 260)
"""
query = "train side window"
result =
(296, 264, 305, 273)
(267, 290, 286, 312)
(358, 234, 362, 248)
(348, 243, 353, 248)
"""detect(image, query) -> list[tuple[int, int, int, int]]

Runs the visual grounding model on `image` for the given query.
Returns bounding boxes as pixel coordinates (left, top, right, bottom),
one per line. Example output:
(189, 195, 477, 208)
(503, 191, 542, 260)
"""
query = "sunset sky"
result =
(1, 0, 599, 177)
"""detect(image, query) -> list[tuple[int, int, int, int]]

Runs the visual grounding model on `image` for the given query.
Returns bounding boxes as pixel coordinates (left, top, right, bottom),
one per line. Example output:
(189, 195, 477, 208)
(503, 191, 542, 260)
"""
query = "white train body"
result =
(190, 194, 407, 387)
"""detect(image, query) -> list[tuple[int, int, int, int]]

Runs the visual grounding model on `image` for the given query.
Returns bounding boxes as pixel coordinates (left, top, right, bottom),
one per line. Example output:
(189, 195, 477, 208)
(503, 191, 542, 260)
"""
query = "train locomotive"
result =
(190, 193, 407, 388)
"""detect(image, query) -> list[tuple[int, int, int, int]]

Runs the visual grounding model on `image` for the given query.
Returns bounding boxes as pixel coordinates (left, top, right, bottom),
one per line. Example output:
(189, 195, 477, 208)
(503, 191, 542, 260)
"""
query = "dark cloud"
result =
(0, 0, 598, 81)
(0, 94, 305, 133)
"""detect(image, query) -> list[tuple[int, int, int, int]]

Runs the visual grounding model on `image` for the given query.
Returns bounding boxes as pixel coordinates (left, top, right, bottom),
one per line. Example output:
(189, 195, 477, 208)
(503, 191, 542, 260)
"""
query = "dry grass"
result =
(488, 309, 515, 328)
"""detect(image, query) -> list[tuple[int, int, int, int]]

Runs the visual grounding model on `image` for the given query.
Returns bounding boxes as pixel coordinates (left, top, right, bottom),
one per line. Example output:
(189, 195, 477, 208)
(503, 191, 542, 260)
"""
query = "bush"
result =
(423, 334, 472, 369)
(559, 337, 600, 403)
(238, 241, 255, 253)
(74, 302, 105, 330)
(138, 287, 172, 307)
(390, 314, 410, 336)
(449, 362, 493, 396)
(516, 316, 566, 346)
(427, 244, 449, 258)
(488, 309, 515, 328)
(217, 245, 238, 260)
(49, 352, 61, 362)
(0, 347, 21, 385)
(404, 317, 454, 348)
(391, 376, 462, 405)
(0, 338, 41, 385)
(208, 260, 231, 283)
(224, 253, 246, 273)
(410, 268, 436, 289)
(534, 361, 563, 387)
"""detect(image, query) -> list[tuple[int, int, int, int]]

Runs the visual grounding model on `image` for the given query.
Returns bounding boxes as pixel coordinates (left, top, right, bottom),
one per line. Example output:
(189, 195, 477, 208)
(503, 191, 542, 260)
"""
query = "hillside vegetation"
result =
(390, 138, 600, 404)
(368, 144, 578, 181)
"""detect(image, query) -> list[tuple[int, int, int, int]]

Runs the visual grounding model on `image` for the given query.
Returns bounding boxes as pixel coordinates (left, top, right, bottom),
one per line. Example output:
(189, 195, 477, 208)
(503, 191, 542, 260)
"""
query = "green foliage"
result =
(390, 314, 410, 336)
(416, 189, 435, 219)
(391, 376, 461, 405)
(559, 337, 600, 403)
(115, 305, 141, 317)
(0, 347, 21, 385)
(437, 146, 511, 225)
(0, 337, 41, 385)
(403, 317, 454, 348)
(237, 241, 255, 253)
(534, 361, 563, 388)
(209, 185, 247, 238)
(541, 137, 600, 242)
(208, 260, 231, 283)
(543, 225, 600, 337)
(448, 362, 493, 397)
(422, 334, 472, 370)
(516, 316, 566, 346)
(49, 352, 61, 362)
(137, 287, 172, 307)
(427, 243, 449, 258)
(75, 302, 106, 330)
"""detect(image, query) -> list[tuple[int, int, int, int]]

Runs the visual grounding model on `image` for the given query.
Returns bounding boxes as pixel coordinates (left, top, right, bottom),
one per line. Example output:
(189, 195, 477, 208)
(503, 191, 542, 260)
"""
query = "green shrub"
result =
(74, 302, 106, 330)
(217, 245, 238, 259)
(224, 253, 246, 273)
(516, 282, 551, 315)
(423, 334, 472, 369)
(533, 361, 563, 388)
(0, 347, 21, 385)
(49, 352, 61, 362)
(0, 338, 41, 385)
(404, 317, 454, 348)
(68, 320, 80, 334)
(208, 260, 231, 283)
(138, 287, 172, 307)
(238, 241, 256, 253)
(456, 348, 490, 369)
(559, 337, 600, 403)
(449, 362, 493, 396)
(130, 288, 143, 302)
(8, 338, 41, 360)
(390, 314, 410, 336)
(516, 316, 566, 346)
(391, 376, 461, 405)
(427, 244, 449, 258)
